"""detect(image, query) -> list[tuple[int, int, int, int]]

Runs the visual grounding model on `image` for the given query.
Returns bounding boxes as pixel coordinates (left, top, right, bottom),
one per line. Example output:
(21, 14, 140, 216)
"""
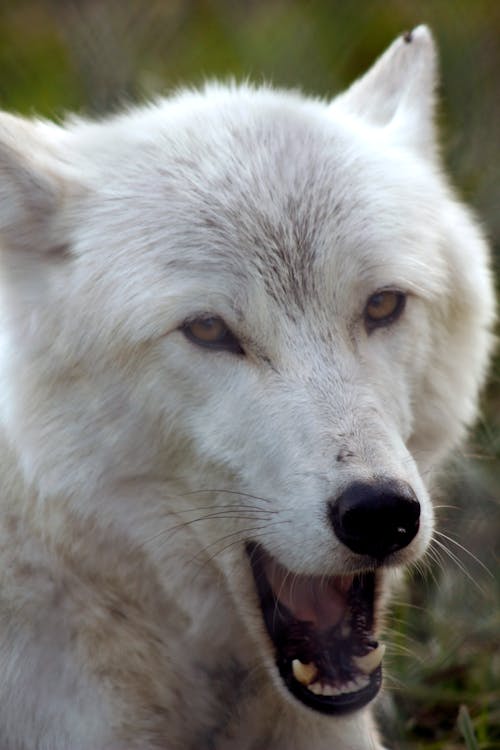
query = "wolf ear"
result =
(332, 25, 438, 159)
(0, 113, 80, 256)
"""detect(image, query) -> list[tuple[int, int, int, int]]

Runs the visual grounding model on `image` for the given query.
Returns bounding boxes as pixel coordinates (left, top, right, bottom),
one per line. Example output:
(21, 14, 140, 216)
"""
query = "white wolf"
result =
(0, 25, 494, 750)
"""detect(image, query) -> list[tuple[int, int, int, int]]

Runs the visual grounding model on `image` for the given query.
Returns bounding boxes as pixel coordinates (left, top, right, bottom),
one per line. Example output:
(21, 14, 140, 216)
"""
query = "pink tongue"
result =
(264, 557, 352, 630)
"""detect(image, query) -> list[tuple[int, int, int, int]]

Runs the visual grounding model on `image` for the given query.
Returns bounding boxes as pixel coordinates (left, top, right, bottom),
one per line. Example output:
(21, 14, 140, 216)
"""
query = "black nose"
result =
(329, 480, 420, 559)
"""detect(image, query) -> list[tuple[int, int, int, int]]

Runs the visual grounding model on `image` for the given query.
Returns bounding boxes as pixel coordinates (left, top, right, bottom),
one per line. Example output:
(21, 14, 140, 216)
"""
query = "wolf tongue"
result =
(263, 557, 351, 630)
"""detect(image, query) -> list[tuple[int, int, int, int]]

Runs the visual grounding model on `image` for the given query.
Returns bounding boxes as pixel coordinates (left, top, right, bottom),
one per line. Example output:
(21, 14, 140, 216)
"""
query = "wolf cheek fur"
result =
(0, 25, 495, 750)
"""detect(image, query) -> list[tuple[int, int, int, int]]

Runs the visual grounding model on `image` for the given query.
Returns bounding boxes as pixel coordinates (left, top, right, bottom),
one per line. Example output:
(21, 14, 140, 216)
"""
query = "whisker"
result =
(406, 555, 440, 590)
(181, 488, 275, 505)
(141, 508, 275, 548)
(189, 523, 290, 574)
(273, 562, 296, 630)
(128, 476, 277, 507)
(381, 672, 409, 692)
(168, 504, 277, 516)
(433, 529, 493, 578)
(431, 538, 487, 595)
(418, 548, 444, 587)
(189, 521, 291, 565)
(384, 640, 423, 661)
(433, 503, 460, 512)
(388, 599, 427, 614)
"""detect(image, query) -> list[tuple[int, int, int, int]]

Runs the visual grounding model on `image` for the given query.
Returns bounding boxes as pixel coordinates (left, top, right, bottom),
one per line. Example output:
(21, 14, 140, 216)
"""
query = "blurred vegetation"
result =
(0, 1, 498, 748)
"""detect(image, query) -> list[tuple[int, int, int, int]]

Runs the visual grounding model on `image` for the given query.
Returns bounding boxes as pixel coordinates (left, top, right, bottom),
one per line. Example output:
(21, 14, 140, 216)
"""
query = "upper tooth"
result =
(353, 643, 386, 675)
(292, 659, 318, 686)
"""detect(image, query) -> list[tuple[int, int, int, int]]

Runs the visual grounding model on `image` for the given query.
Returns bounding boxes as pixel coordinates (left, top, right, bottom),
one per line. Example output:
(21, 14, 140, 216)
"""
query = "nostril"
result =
(329, 480, 420, 560)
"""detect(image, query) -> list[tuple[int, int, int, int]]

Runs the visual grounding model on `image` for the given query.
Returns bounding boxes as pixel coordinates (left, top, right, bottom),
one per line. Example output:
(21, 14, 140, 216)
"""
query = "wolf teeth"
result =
(307, 681, 324, 695)
(291, 659, 318, 686)
(352, 643, 386, 675)
(306, 675, 370, 697)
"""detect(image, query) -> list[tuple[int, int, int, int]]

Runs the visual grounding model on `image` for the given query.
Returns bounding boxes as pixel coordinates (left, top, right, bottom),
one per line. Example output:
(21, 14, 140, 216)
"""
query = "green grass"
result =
(380, 459, 500, 749)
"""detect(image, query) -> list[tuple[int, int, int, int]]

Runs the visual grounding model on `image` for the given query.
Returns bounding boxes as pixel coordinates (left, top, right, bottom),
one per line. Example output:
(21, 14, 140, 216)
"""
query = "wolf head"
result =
(0, 26, 495, 721)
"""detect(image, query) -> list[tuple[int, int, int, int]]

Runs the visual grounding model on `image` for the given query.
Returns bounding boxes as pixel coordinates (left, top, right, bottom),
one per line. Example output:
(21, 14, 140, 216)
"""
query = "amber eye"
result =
(182, 316, 244, 354)
(364, 290, 406, 331)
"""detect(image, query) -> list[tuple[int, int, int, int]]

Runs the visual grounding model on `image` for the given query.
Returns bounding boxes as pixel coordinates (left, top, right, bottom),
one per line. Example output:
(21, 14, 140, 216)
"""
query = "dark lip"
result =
(246, 542, 383, 715)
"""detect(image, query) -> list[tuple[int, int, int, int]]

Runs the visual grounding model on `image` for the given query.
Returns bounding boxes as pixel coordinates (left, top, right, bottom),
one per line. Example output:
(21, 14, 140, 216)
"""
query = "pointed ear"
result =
(0, 112, 80, 256)
(331, 26, 438, 159)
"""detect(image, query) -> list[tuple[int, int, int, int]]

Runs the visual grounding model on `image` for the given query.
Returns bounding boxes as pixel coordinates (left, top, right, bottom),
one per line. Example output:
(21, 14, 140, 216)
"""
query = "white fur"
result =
(0, 26, 494, 749)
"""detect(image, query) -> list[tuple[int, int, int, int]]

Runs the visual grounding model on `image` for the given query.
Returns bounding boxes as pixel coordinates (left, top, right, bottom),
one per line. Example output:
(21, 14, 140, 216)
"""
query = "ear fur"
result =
(332, 25, 438, 159)
(0, 113, 78, 255)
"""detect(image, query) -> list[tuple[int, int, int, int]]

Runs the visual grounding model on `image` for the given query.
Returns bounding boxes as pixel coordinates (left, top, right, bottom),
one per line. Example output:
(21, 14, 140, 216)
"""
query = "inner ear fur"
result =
(331, 25, 438, 159)
(0, 112, 80, 256)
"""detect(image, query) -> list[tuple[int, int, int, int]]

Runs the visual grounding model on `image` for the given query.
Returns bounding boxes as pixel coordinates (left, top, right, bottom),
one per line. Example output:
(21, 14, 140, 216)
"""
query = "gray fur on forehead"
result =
(195, 191, 334, 312)
(155, 112, 352, 309)
(81, 86, 440, 312)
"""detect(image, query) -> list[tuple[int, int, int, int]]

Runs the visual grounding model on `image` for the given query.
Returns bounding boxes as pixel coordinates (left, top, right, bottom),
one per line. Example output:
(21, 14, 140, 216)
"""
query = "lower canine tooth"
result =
(292, 659, 318, 686)
(353, 643, 386, 675)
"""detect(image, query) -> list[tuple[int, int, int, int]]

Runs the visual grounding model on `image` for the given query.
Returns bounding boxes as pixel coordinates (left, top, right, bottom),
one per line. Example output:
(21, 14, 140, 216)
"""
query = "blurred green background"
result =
(0, 1, 498, 748)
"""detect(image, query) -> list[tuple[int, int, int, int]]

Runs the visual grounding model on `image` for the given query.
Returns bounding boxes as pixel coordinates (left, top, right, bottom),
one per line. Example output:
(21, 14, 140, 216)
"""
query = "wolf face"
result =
(0, 26, 494, 750)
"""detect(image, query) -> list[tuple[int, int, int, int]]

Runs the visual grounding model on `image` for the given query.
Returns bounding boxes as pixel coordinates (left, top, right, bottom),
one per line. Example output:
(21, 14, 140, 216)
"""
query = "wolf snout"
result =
(329, 480, 420, 560)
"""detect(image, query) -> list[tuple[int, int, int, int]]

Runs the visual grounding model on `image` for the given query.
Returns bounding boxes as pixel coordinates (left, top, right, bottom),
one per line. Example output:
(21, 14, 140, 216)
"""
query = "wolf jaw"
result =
(247, 544, 385, 714)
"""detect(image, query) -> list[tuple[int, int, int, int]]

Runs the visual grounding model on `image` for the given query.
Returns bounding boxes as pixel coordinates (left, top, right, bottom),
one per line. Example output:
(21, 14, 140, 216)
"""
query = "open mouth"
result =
(247, 543, 384, 715)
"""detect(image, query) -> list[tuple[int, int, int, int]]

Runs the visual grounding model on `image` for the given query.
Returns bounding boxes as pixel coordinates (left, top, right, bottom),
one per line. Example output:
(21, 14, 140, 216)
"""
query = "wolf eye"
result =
(182, 316, 244, 354)
(364, 291, 406, 332)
